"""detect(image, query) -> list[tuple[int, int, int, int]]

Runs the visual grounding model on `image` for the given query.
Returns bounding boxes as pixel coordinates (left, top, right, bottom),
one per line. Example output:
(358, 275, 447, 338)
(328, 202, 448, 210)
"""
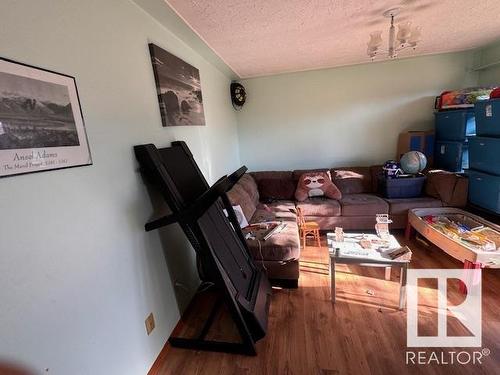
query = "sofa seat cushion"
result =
(245, 221, 300, 262)
(252, 201, 297, 222)
(296, 198, 341, 217)
(385, 197, 442, 216)
(261, 201, 296, 214)
(340, 194, 389, 216)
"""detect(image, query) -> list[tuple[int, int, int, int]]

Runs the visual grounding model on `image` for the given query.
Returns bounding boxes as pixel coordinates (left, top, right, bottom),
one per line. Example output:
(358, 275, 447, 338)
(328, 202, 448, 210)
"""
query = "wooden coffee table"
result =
(327, 233, 411, 310)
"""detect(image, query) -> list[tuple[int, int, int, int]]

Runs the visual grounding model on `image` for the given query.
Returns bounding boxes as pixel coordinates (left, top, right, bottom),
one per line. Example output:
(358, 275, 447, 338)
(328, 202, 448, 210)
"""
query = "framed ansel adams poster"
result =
(149, 43, 205, 127)
(0, 57, 92, 178)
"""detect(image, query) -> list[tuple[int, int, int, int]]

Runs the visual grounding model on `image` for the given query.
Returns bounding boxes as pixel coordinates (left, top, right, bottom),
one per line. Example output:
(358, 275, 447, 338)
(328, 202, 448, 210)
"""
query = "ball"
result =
(400, 151, 427, 174)
(383, 160, 401, 178)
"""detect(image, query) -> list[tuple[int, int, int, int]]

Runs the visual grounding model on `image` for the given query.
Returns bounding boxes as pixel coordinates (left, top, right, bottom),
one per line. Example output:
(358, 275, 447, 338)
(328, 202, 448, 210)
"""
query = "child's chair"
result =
(296, 207, 321, 248)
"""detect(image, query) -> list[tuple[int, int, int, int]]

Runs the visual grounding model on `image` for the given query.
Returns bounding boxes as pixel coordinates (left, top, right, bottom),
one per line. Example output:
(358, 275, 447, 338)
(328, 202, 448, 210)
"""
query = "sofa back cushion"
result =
(238, 174, 259, 206)
(226, 184, 256, 222)
(370, 165, 384, 193)
(257, 178, 296, 200)
(331, 167, 373, 195)
(251, 171, 295, 200)
(251, 171, 293, 183)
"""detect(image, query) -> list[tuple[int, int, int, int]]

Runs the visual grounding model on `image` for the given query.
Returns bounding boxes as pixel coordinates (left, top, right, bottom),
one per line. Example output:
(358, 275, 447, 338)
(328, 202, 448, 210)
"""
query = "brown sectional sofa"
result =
(227, 167, 468, 288)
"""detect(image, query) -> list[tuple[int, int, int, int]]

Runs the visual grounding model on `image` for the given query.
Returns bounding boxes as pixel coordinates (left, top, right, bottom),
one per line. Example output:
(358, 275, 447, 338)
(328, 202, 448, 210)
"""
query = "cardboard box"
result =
(396, 130, 434, 167)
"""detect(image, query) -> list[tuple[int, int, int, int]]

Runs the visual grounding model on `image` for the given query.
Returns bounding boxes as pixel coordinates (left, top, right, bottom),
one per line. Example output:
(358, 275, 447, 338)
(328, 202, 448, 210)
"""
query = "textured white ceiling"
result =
(166, 0, 500, 78)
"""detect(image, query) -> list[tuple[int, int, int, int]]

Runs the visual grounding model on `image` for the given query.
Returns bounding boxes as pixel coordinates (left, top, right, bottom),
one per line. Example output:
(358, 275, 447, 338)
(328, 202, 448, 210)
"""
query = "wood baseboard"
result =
(147, 289, 199, 375)
(148, 306, 189, 375)
(147, 340, 171, 375)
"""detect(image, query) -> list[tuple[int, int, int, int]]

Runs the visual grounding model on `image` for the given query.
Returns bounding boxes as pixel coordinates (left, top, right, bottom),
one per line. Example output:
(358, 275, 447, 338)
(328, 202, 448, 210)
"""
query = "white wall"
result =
(476, 39, 500, 85)
(236, 52, 476, 171)
(0, 1, 239, 374)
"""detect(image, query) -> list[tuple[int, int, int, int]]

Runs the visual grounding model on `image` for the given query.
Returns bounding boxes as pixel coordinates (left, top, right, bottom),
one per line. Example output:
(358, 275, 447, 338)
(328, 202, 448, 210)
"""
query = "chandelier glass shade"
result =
(367, 8, 421, 59)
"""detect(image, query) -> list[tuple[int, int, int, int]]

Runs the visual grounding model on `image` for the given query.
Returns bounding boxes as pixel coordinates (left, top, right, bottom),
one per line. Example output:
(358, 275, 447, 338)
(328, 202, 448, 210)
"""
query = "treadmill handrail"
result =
(145, 175, 230, 231)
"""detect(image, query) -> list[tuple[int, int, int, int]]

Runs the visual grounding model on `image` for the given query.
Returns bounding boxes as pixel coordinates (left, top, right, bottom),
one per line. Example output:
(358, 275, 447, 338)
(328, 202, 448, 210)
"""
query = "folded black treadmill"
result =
(134, 141, 272, 355)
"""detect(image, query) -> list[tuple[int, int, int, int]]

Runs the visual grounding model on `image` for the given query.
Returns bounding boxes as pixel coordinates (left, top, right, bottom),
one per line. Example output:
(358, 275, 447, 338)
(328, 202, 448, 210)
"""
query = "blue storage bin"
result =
(475, 99, 500, 137)
(434, 141, 469, 172)
(424, 132, 435, 160)
(468, 136, 500, 176)
(378, 175, 426, 198)
(434, 109, 475, 141)
(467, 170, 500, 214)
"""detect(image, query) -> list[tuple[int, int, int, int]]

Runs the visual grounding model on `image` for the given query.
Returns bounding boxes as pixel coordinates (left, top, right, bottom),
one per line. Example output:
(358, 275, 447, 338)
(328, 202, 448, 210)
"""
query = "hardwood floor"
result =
(151, 232, 500, 375)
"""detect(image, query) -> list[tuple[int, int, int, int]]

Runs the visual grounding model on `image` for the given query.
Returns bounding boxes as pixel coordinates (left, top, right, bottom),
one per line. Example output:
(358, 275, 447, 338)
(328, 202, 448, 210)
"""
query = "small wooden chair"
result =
(296, 207, 321, 248)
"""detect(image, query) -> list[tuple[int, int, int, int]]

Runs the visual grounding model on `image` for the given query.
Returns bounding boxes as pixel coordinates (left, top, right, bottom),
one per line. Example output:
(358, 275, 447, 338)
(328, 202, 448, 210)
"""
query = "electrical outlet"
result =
(145, 313, 155, 335)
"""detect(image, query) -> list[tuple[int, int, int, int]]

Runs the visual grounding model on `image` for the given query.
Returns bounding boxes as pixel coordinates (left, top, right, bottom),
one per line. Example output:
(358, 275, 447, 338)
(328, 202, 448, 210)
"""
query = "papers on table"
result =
(327, 233, 411, 262)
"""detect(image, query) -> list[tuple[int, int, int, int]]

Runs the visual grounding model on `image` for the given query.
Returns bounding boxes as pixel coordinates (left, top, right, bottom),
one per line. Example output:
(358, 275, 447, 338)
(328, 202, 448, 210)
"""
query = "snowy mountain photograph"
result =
(0, 70, 79, 150)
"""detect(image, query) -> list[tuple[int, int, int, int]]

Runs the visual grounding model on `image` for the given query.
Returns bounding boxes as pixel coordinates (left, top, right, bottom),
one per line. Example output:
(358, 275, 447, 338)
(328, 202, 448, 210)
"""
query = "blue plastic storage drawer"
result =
(434, 109, 475, 141)
(424, 132, 435, 160)
(467, 170, 500, 214)
(468, 137, 500, 176)
(434, 141, 469, 172)
(475, 99, 500, 137)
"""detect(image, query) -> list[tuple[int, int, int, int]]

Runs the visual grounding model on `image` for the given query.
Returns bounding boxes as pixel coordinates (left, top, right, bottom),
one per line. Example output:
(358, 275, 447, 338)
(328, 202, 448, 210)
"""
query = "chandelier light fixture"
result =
(367, 7, 422, 60)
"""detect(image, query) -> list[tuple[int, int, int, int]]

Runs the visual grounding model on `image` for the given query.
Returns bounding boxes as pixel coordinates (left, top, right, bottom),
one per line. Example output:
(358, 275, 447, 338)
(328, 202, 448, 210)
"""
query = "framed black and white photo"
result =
(0, 57, 92, 177)
(149, 43, 206, 127)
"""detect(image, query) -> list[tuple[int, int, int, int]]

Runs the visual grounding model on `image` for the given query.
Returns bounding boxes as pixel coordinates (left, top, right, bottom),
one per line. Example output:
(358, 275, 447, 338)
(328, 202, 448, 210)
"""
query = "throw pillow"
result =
(295, 171, 342, 202)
